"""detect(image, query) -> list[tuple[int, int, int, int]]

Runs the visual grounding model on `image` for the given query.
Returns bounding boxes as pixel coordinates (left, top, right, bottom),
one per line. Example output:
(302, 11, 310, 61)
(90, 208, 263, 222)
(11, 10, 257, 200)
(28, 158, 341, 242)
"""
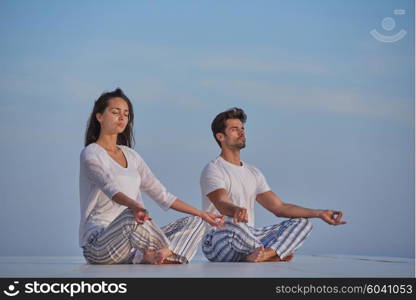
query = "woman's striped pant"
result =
(83, 208, 207, 264)
(202, 217, 313, 262)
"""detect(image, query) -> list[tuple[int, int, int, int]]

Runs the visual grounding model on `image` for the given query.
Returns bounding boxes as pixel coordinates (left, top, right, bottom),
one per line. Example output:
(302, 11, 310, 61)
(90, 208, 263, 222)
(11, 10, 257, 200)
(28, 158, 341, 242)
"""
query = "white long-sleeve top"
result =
(79, 143, 177, 247)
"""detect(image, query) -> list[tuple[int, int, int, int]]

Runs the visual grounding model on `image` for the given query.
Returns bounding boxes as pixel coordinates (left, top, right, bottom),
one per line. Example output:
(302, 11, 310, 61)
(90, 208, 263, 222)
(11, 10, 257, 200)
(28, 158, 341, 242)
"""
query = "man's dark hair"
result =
(211, 107, 247, 148)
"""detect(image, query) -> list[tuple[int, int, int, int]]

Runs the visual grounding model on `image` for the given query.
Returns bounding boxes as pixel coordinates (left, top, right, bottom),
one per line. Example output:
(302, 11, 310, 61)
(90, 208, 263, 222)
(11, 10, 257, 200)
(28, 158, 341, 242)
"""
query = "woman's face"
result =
(96, 97, 130, 135)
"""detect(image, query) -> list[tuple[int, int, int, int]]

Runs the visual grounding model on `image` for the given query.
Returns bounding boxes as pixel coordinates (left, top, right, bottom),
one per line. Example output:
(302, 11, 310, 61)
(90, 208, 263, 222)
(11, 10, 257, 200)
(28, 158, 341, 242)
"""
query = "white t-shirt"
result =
(79, 143, 177, 247)
(200, 156, 271, 226)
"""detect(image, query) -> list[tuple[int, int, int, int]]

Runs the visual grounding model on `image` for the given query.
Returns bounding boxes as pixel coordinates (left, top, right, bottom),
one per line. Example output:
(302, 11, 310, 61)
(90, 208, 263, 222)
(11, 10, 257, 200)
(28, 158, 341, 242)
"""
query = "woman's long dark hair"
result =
(84, 88, 135, 148)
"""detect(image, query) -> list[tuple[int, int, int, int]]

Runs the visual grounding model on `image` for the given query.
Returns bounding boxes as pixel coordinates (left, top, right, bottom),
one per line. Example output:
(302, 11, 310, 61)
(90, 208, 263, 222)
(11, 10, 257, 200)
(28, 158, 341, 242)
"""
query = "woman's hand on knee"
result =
(132, 206, 152, 224)
(200, 211, 225, 229)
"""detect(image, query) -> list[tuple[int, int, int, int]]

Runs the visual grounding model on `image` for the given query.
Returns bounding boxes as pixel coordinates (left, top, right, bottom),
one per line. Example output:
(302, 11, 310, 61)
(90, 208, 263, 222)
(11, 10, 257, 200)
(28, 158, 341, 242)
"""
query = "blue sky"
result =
(0, 0, 414, 259)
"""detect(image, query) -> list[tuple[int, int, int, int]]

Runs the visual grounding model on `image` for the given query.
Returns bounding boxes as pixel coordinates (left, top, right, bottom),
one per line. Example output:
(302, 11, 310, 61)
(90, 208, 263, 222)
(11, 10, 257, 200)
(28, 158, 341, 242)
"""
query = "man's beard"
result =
(232, 141, 246, 149)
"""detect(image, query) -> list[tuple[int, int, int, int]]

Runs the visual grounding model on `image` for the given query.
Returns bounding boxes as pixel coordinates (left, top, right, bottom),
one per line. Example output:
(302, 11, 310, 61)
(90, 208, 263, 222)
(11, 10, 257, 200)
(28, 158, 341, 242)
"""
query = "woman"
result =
(79, 88, 223, 265)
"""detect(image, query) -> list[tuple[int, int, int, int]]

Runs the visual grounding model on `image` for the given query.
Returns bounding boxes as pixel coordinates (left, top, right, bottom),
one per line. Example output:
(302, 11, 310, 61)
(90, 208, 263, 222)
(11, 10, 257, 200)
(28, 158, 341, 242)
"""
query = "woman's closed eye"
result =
(112, 111, 129, 118)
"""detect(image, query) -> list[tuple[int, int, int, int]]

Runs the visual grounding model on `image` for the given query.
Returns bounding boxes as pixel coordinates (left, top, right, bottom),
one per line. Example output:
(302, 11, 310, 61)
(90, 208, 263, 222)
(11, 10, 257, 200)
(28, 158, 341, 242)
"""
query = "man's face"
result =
(219, 118, 246, 150)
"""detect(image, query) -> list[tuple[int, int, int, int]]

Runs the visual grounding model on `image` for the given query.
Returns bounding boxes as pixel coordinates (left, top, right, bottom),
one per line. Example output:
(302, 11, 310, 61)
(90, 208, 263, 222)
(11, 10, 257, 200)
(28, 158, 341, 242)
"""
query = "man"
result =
(200, 108, 346, 263)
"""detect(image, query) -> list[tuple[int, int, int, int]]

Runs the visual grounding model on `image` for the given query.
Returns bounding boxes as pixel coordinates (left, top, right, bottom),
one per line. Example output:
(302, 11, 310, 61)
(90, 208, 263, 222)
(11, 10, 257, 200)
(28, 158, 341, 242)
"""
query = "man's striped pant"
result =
(83, 208, 206, 264)
(202, 217, 313, 262)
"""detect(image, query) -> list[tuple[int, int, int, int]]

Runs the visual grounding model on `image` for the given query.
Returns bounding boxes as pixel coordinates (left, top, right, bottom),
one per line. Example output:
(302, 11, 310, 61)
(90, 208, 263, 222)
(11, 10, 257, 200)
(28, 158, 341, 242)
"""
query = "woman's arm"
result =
(112, 192, 151, 224)
(170, 198, 224, 228)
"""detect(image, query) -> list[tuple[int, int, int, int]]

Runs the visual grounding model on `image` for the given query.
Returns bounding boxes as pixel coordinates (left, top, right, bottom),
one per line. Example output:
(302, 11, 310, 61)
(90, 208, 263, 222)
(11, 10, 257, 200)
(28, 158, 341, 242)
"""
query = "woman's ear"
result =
(95, 112, 102, 124)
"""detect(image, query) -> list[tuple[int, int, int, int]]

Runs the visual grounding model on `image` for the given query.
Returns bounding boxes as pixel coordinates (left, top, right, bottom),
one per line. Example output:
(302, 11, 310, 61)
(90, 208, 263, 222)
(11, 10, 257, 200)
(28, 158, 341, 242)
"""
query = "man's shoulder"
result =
(201, 157, 223, 174)
(242, 160, 259, 171)
(242, 161, 266, 177)
(208, 156, 225, 167)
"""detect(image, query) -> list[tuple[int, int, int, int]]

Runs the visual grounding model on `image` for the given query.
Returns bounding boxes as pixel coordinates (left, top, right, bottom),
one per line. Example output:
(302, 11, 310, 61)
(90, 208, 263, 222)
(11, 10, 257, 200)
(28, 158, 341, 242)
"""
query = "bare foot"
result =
(246, 247, 281, 263)
(142, 250, 158, 264)
(161, 260, 182, 264)
(260, 248, 280, 261)
(153, 248, 173, 265)
(245, 247, 265, 262)
(283, 253, 294, 262)
(266, 253, 294, 262)
(142, 248, 179, 265)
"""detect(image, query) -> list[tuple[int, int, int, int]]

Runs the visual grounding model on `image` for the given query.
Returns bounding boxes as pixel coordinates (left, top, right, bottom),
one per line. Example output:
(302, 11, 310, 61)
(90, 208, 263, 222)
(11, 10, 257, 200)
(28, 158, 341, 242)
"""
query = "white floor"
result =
(0, 255, 414, 278)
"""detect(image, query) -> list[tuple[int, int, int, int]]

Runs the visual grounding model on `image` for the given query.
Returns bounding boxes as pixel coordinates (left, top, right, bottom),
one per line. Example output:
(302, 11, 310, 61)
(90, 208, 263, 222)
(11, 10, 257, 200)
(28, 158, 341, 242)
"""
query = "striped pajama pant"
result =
(202, 217, 313, 262)
(83, 208, 207, 264)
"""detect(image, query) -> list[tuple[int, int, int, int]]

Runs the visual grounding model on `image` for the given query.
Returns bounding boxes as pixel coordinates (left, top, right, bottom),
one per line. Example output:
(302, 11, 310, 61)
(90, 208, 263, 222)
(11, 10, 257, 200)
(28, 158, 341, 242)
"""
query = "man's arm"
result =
(206, 189, 249, 223)
(256, 191, 346, 225)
